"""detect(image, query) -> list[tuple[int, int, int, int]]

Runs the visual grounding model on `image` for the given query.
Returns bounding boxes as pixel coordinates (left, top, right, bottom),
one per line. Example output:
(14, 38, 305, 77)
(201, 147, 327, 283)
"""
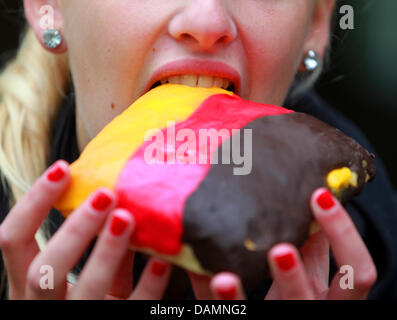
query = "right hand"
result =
(0, 159, 172, 299)
(189, 188, 377, 300)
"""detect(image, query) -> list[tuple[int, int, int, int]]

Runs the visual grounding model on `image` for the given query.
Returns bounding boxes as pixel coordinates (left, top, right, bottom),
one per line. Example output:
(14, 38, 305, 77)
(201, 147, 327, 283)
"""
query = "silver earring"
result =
(304, 50, 320, 72)
(43, 29, 63, 49)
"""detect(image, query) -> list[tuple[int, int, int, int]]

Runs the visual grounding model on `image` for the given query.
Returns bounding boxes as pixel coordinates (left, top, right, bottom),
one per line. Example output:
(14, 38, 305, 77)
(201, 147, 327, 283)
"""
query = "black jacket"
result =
(1, 88, 397, 299)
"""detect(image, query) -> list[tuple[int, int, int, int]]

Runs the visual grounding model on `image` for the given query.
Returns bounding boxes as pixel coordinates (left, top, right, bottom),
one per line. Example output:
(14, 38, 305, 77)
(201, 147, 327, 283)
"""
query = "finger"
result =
(311, 188, 377, 300)
(267, 243, 314, 300)
(264, 281, 280, 300)
(188, 271, 213, 299)
(299, 228, 330, 295)
(26, 188, 117, 299)
(129, 257, 172, 300)
(267, 224, 326, 300)
(0, 160, 70, 298)
(107, 249, 135, 299)
(0, 160, 70, 245)
(68, 209, 135, 300)
(210, 272, 246, 300)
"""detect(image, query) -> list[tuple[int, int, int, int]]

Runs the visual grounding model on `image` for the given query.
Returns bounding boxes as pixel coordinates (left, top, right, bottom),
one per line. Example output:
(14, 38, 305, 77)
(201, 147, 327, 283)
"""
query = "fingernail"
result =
(217, 285, 237, 300)
(47, 162, 65, 182)
(316, 189, 335, 211)
(274, 251, 296, 272)
(91, 190, 113, 211)
(109, 211, 130, 236)
(151, 260, 168, 277)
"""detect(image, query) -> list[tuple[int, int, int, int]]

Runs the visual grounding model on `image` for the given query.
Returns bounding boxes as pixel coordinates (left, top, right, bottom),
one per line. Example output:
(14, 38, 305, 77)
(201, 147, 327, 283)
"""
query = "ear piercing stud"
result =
(43, 29, 63, 49)
(304, 50, 320, 72)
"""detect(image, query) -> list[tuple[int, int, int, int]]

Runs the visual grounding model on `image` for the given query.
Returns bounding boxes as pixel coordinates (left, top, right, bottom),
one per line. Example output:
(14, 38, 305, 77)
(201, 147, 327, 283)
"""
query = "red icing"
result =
(115, 93, 294, 255)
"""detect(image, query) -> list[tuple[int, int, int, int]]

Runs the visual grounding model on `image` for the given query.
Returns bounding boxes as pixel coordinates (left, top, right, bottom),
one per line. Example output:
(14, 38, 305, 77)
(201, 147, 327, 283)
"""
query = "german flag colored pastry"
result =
(54, 84, 376, 290)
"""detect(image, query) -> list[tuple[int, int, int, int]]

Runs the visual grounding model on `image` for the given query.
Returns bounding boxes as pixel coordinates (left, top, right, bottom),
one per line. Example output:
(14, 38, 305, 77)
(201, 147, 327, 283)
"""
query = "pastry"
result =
(54, 84, 376, 290)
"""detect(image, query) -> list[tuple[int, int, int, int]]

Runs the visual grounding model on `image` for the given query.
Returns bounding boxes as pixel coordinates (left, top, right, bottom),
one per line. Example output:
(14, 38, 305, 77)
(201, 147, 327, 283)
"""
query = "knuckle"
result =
(62, 204, 107, 241)
(21, 188, 48, 215)
(0, 226, 24, 250)
(335, 219, 356, 238)
(26, 265, 45, 295)
(65, 220, 89, 240)
(95, 246, 117, 266)
(93, 238, 126, 266)
(0, 227, 13, 250)
(355, 266, 378, 290)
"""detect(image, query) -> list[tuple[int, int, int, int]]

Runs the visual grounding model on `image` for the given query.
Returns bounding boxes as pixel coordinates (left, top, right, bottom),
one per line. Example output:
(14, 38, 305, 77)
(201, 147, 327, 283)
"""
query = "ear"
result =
(23, 0, 67, 54)
(299, 0, 336, 71)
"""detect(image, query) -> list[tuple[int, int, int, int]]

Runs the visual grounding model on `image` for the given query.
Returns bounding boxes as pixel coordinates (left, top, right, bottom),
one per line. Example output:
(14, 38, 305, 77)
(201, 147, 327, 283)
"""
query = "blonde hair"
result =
(0, 25, 70, 296)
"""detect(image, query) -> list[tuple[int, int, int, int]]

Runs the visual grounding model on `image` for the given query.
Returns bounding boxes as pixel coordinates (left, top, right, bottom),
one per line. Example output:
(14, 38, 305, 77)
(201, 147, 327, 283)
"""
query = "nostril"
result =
(218, 35, 229, 44)
(179, 33, 193, 41)
(178, 32, 227, 49)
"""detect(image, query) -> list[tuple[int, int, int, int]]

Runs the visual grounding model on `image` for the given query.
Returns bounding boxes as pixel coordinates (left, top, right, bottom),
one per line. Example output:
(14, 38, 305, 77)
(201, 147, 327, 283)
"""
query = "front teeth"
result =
(181, 75, 198, 87)
(160, 74, 231, 90)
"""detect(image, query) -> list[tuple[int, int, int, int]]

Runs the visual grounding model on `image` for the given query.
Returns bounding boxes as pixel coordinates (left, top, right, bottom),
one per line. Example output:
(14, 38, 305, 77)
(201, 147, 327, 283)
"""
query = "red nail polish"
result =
(317, 189, 335, 210)
(217, 285, 237, 300)
(91, 191, 113, 211)
(274, 252, 296, 272)
(109, 213, 129, 236)
(47, 163, 65, 182)
(151, 260, 168, 277)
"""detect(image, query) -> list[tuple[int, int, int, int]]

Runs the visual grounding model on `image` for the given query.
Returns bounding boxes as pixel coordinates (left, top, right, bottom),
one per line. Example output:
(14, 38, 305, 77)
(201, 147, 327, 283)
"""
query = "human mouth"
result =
(143, 59, 241, 96)
(151, 74, 234, 91)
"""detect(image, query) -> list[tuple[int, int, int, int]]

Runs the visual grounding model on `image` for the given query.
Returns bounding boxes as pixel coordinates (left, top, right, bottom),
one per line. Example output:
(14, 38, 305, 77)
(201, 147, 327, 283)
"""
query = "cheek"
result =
(64, 1, 171, 94)
(64, 2, 146, 81)
(241, 3, 312, 103)
(62, 1, 176, 138)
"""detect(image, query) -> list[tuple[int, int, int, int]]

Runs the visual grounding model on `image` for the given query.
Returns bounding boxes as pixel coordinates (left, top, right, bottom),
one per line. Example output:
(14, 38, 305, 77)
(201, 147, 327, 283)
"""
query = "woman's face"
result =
(25, 0, 335, 152)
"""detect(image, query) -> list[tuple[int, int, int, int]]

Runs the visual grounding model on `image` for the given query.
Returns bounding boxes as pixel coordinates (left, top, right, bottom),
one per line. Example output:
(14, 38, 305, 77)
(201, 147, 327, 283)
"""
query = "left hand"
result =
(188, 187, 378, 300)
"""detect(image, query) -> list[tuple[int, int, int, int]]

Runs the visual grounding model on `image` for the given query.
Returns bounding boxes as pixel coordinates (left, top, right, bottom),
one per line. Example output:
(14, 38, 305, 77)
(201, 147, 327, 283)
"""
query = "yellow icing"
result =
(133, 244, 212, 276)
(54, 84, 234, 216)
(326, 167, 358, 193)
(244, 239, 257, 251)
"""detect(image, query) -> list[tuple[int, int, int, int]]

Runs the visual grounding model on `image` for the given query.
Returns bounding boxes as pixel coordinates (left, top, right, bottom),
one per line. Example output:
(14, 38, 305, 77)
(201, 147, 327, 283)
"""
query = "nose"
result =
(168, 0, 237, 52)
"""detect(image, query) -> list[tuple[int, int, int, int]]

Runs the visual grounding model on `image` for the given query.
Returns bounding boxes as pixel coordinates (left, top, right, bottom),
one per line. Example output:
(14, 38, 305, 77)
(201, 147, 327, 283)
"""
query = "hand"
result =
(0, 160, 172, 300)
(188, 187, 377, 300)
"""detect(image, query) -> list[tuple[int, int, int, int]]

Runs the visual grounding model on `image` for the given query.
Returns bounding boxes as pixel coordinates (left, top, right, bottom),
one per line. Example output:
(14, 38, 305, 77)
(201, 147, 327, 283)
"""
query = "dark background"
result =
(1, 0, 396, 188)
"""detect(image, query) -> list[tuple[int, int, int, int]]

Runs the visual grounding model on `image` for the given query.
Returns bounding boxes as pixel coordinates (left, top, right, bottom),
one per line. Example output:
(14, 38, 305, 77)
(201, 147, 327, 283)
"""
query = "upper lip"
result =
(144, 58, 241, 95)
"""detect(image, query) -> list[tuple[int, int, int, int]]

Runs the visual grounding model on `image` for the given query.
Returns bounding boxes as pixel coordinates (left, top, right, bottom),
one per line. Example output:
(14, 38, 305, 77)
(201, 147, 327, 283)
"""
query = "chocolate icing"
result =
(182, 112, 376, 291)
